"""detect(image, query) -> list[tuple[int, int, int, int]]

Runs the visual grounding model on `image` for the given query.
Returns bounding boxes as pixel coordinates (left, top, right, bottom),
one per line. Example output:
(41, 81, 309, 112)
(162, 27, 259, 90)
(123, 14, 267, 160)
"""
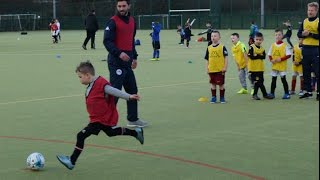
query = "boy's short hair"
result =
(308, 2, 319, 10)
(76, 61, 95, 76)
(212, 30, 220, 36)
(255, 32, 263, 38)
(231, 33, 240, 38)
(275, 28, 283, 34)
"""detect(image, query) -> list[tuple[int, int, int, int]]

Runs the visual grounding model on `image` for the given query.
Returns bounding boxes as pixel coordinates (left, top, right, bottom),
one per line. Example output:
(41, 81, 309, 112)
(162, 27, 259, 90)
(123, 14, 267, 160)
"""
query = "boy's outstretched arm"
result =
(186, 18, 190, 24)
(190, 19, 196, 26)
(198, 29, 208, 35)
(104, 85, 140, 101)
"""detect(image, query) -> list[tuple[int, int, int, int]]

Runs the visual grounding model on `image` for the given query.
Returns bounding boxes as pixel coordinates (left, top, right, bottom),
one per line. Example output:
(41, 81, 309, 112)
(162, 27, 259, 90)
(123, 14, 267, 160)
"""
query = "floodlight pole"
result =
(53, 0, 56, 19)
(261, 0, 264, 28)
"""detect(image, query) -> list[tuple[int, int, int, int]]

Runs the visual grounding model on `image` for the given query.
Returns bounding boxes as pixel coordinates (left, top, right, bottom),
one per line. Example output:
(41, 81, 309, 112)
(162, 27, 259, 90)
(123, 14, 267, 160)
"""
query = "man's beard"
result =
(118, 10, 127, 16)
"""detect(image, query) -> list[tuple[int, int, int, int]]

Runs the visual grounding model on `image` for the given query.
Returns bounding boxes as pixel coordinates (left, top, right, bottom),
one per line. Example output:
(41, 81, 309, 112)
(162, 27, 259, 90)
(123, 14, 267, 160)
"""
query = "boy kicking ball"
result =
(57, 61, 144, 170)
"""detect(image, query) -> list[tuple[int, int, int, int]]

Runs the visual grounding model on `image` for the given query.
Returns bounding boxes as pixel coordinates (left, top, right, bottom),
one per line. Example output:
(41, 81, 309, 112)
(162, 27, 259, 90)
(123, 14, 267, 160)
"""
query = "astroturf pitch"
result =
(0, 29, 318, 180)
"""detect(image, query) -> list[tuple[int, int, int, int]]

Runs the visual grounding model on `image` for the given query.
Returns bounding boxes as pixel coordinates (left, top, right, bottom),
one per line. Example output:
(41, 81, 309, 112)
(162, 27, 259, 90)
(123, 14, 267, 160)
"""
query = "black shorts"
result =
(82, 122, 113, 136)
(250, 72, 264, 83)
(152, 41, 160, 49)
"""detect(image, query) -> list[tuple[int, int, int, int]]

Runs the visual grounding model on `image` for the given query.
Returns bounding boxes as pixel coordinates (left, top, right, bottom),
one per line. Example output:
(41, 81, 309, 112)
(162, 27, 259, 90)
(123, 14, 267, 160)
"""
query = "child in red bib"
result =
(57, 61, 144, 170)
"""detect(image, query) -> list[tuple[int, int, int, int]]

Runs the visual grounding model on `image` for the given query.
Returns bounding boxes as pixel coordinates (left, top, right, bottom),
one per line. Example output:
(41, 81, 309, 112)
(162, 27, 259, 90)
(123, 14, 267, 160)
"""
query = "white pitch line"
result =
(139, 81, 206, 89)
(0, 80, 206, 105)
(0, 78, 237, 106)
(0, 47, 83, 54)
(0, 53, 96, 56)
(0, 94, 82, 105)
(218, 131, 319, 144)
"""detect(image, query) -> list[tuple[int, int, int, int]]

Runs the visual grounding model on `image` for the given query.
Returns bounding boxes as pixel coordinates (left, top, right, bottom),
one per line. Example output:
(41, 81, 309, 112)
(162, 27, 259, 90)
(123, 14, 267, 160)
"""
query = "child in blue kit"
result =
(150, 22, 161, 61)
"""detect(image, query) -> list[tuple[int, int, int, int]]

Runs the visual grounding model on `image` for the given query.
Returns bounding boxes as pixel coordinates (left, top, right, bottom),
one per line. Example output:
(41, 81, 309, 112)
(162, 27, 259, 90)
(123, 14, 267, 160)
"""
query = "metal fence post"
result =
(53, 0, 56, 19)
(261, 0, 264, 28)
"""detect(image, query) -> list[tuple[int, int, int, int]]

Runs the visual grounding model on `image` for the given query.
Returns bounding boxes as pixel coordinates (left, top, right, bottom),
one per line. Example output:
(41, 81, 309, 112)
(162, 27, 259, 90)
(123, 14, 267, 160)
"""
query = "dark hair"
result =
(231, 33, 239, 38)
(255, 32, 263, 38)
(275, 28, 283, 34)
(212, 30, 220, 36)
(117, 0, 130, 4)
(75, 61, 95, 75)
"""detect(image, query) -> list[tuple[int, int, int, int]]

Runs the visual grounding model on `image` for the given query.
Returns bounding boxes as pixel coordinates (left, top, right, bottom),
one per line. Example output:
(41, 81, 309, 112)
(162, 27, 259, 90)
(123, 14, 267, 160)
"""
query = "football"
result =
(26, 152, 45, 170)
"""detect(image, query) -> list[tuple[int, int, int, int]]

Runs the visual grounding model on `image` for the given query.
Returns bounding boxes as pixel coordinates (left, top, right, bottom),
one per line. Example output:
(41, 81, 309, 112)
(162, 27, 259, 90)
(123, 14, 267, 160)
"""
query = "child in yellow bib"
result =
(290, 38, 304, 96)
(267, 29, 292, 99)
(204, 30, 229, 103)
(231, 33, 253, 95)
(247, 32, 273, 100)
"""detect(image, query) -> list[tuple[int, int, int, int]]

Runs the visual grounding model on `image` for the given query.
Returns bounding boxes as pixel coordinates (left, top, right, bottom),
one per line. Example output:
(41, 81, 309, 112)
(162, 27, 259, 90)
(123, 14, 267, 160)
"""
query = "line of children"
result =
(203, 27, 312, 102)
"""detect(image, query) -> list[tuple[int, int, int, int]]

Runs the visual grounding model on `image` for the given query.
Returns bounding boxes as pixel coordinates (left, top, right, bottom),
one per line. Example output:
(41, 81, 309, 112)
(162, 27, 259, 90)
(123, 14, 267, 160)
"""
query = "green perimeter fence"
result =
(0, 0, 317, 31)
(0, 13, 307, 31)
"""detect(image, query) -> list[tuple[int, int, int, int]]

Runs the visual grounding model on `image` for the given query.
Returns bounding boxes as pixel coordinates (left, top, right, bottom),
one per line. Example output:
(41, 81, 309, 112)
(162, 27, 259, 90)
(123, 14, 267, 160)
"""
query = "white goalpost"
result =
(169, 9, 210, 13)
(0, 14, 37, 32)
(168, 9, 211, 28)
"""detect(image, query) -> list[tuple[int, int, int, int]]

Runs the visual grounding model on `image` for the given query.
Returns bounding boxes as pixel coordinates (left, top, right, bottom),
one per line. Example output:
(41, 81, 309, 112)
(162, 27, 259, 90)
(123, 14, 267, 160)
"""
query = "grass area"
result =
(0, 29, 318, 180)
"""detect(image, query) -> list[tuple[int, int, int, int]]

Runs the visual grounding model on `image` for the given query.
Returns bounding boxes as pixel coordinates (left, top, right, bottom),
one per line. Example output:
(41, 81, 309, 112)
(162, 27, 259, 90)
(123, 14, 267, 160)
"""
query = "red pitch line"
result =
(0, 136, 265, 180)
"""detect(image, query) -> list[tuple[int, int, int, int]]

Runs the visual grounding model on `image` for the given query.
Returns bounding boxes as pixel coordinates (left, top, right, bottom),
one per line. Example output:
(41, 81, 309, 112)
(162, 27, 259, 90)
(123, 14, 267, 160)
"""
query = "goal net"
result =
(0, 14, 37, 32)
(169, 9, 211, 29)
(137, 14, 182, 29)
